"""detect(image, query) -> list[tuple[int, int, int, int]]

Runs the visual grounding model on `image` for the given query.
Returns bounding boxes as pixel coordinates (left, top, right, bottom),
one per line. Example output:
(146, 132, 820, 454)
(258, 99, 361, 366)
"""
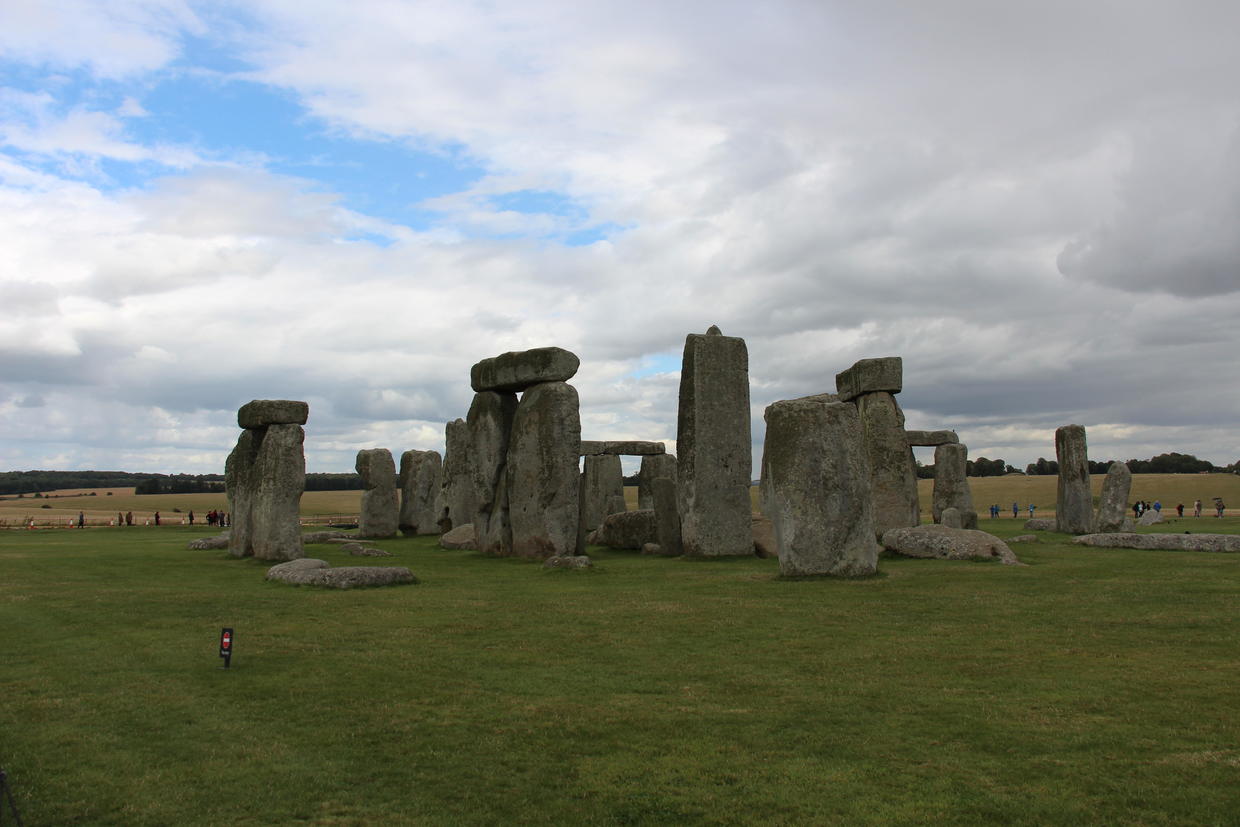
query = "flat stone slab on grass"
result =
(543, 555, 593, 569)
(237, 399, 309, 428)
(1074, 533, 1240, 553)
(187, 534, 230, 550)
(1009, 534, 1040, 543)
(881, 525, 1022, 565)
(303, 530, 354, 544)
(342, 544, 392, 557)
(266, 559, 417, 588)
(471, 346, 580, 393)
(579, 440, 666, 456)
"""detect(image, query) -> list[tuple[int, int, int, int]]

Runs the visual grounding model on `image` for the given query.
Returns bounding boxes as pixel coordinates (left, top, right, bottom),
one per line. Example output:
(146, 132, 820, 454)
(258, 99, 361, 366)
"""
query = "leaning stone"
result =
(835, 357, 902, 403)
(638, 453, 677, 510)
(941, 507, 963, 529)
(1024, 518, 1057, 531)
(187, 534, 230, 550)
(356, 448, 399, 539)
(677, 326, 752, 557)
(580, 440, 666, 456)
(440, 523, 476, 550)
(932, 443, 974, 524)
(471, 346, 580, 393)
(1009, 534, 1040, 543)
(751, 515, 777, 559)
(905, 429, 959, 446)
(1055, 424, 1093, 534)
(1138, 510, 1164, 526)
(468, 391, 519, 556)
(440, 418, 475, 532)
(1074, 532, 1240, 552)
(595, 510, 657, 550)
(237, 399, 309, 429)
(398, 450, 443, 535)
(249, 422, 306, 561)
(1094, 461, 1132, 533)
(506, 381, 581, 558)
(581, 454, 624, 531)
(855, 390, 919, 537)
(653, 476, 682, 557)
(881, 525, 1022, 565)
(761, 397, 877, 576)
(543, 555, 593, 569)
(302, 530, 353, 544)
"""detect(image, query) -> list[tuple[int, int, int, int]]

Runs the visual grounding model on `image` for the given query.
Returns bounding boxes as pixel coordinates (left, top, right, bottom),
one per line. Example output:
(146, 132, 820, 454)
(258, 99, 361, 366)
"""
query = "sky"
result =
(2, 0, 1238, 477)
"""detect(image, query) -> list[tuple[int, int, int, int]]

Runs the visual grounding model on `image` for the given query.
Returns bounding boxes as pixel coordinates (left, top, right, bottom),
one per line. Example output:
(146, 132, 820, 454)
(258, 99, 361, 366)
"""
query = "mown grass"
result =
(3, 520, 1240, 824)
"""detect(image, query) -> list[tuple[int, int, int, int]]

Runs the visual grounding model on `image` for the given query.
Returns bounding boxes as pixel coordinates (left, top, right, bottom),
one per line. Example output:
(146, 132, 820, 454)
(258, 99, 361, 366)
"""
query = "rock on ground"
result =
(1138, 510, 1164, 526)
(302, 530, 354, 544)
(266, 559, 417, 588)
(187, 534, 230, 550)
(439, 523, 476, 550)
(543, 555, 593, 569)
(594, 510, 657, 550)
(1024, 518, 1056, 531)
(1009, 534, 1040, 543)
(1074, 533, 1240, 552)
(881, 525, 1022, 565)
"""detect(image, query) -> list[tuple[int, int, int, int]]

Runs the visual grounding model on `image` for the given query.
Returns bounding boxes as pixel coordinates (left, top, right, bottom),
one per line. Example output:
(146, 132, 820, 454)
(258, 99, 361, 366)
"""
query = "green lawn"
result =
(3, 521, 1240, 824)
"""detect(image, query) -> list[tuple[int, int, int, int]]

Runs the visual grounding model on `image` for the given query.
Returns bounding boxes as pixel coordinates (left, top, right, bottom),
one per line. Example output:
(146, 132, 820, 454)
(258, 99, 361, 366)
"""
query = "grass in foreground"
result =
(3, 523, 1240, 824)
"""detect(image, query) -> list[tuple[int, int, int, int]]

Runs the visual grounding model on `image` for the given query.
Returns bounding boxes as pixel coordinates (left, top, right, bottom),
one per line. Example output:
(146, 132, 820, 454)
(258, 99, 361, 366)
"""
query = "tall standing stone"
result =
(226, 400, 307, 562)
(637, 453, 677, 510)
(506, 381, 581, 558)
(226, 429, 258, 559)
(440, 418, 475, 532)
(676, 326, 752, 557)
(581, 454, 624, 531)
(932, 443, 975, 525)
(398, 450, 443, 535)
(467, 391, 519, 556)
(1095, 460, 1132, 533)
(652, 476, 682, 556)
(1055, 424, 1093, 534)
(356, 448, 398, 539)
(760, 397, 877, 577)
(854, 391, 920, 537)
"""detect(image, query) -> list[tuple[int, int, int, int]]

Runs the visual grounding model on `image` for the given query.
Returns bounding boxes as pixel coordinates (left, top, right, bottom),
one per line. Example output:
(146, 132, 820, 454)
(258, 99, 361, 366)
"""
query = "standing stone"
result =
(249, 423, 306, 560)
(467, 391, 519, 556)
(440, 418, 475, 532)
(932, 443, 975, 525)
(637, 453, 677, 510)
(940, 507, 963, 529)
(1055, 424, 1093, 534)
(606, 494, 628, 517)
(356, 448, 398, 539)
(653, 476, 682, 556)
(226, 429, 258, 559)
(854, 391, 920, 537)
(581, 454, 624, 530)
(398, 450, 443, 535)
(506, 381, 581, 558)
(760, 397, 877, 577)
(1094, 461, 1132, 533)
(676, 326, 752, 557)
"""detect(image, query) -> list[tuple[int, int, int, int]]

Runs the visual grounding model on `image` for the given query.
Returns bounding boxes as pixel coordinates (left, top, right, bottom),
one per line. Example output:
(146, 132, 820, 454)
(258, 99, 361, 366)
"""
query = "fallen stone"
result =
(835, 356, 902, 403)
(1074, 533, 1240, 553)
(751, 515, 777, 559)
(579, 440, 666, 456)
(342, 544, 392, 557)
(237, 399, 309, 429)
(439, 523, 476, 550)
(881, 525, 1022, 565)
(265, 558, 329, 584)
(638, 453, 678, 510)
(506, 381, 581, 558)
(302, 530, 353, 544)
(1024, 518, 1056, 531)
(267, 560, 417, 588)
(543, 555, 593, 569)
(471, 346, 580, 393)
(187, 534, 230, 550)
(595, 509, 657, 550)
(905, 429, 959, 446)
(1009, 534, 1040, 543)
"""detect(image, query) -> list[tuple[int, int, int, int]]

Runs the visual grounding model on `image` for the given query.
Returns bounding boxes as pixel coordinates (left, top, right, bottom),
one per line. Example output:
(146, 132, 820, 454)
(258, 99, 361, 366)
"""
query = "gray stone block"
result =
(356, 448, 398, 539)
(506, 381, 581, 558)
(470, 346, 580, 393)
(237, 399, 309, 428)
(932, 443, 974, 524)
(1055, 424, 1093, 534)
(594, 509, 657, 550)
(579, 440, 666, 455)
(881, 525, 1021, 565)
(835, 357, 902, 402)
(905, 429, 959, 446)
(398, 450, 443, 535)
(653, 476, 682, 557)
(581, 454, 624, 531)
(441, 418, 475, 532)
(1094, 460, 1132, 533)
(638, 453, 677, 510)
(855, 391, 920, 537)
(467, 391, 519, 555)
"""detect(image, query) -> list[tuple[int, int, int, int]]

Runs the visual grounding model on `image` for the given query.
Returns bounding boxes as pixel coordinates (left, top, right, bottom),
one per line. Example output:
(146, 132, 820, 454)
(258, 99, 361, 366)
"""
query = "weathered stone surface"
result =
(835, 357, 902, 403)
(941, 507, 963, 529)
(961, 510, 979, 530)
(302, 530, 353, 544)
(1055, 424, 1092, 534)
(855, 391, 919, 537)
(1009, 534, 1040, 543)
(1024, 518, 1057, 531)
(398, 450, 443, 535)
(642, 542, 662, 555)
(594, 509, 657, 549)
(506, 381, 581, 558)
(581, 454, 624, 531)
(1138, 510, 1164, 526)
(638, 453, 677, 510)
(881, 525, 1022, 565)
(267, 559, 417, 588)
(580, 440, 666, 456)
(606, 494, 627, 518)
(439, 523, 476, 550)
(932, 443, 974, 524)
(1095, 461, 1132, 533)
(905, 430, 959, 446)
(1075, 532, 1240, 552)
(356, 448, 398, 539)
(677, 327, 752, 557)
(441, 418, 475, 532)
(237, 399, 309, 429)
(225, 429, 257, 559)
(248, 423, 306, 561)
(653, 476, 682, 557)
(543, 555, 593, 569)
(761, 397, 877, 577)
(467, 391, 519, 555)
(751, 515, 776, 559)
(187, 534, 229, 550)
(470, 346, 580, 393)
(343, 544, 392, 557)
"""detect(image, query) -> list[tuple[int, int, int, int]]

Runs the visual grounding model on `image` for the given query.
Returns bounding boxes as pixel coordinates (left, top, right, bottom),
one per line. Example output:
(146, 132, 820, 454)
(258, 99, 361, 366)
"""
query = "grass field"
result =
(4, 517, 1240, 824)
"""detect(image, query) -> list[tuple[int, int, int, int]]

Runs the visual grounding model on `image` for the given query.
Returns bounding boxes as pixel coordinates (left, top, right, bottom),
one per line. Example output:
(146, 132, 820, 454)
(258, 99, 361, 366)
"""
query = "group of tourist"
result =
(1132, 500, 1161, 518)
(988, 503, 1037, 518)
(205, 509, 229, 527)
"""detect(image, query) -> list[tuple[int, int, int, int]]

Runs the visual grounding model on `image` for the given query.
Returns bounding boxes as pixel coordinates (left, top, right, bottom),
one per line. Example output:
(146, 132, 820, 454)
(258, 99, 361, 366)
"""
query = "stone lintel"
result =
(905, 429, 959, 446)
(470, 346, 580, 393)
(580, 440, 666, 456)
(835, 357, 902, 402)
(238, 399, 309, 429)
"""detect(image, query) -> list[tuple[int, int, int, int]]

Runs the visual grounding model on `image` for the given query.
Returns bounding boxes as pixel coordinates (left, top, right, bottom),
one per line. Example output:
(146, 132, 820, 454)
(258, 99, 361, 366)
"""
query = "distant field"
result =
(0, 488, 363, 527)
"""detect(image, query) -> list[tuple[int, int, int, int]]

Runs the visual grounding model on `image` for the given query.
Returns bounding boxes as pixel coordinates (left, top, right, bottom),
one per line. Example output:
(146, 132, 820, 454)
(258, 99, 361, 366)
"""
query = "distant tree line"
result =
(911, 451, 1240, 479)
(0, 469, 364, 496)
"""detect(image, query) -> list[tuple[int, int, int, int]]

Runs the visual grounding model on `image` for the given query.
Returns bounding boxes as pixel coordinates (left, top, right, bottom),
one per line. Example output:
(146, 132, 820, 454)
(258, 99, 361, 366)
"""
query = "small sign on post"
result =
(219, 627, 234, 669)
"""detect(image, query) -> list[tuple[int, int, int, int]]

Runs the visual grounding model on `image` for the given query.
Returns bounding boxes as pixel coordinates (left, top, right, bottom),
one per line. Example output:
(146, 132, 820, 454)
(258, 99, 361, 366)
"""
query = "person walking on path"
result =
(1194, 499, 1202, 517)
(1028, 503, 1036, 518)
(1154, 500, 1162, 513)
(125, 511, 133, 526)
(1012, 502, 1019, 518)
(154, 511, 161, 526)
(1176, 503, 1184, 517)
(188, 510, 195, 526)
(77, 511, 84, 528)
